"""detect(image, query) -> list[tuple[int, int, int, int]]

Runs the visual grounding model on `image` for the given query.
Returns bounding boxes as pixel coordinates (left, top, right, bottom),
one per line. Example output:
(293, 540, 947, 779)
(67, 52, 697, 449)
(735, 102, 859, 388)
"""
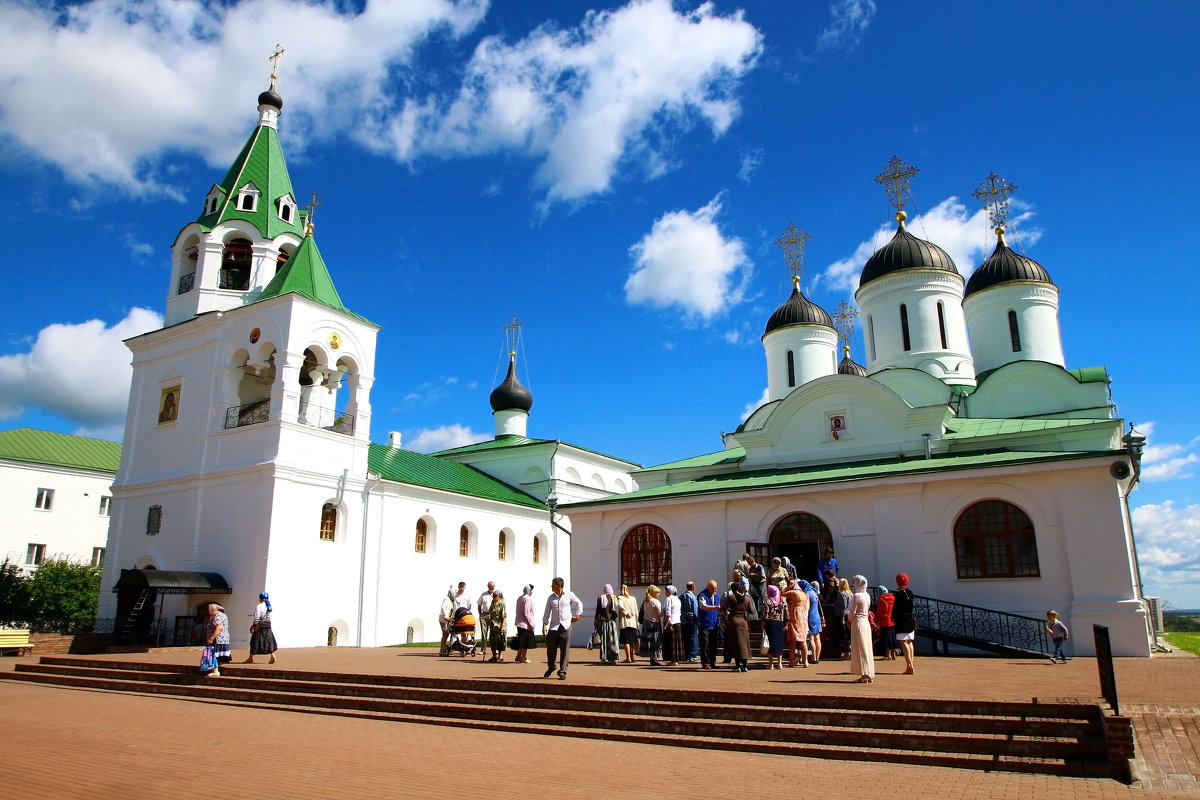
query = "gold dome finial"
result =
(268, 44, 285, 91)
(972, 172, 1018, 243)
(875, 156, 919, 220)
(303, 190, 323, 236)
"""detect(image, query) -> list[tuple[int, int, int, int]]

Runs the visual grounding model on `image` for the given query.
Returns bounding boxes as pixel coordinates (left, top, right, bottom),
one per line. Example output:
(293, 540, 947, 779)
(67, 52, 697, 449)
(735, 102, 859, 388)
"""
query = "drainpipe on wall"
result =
(356, 471, 382, 646)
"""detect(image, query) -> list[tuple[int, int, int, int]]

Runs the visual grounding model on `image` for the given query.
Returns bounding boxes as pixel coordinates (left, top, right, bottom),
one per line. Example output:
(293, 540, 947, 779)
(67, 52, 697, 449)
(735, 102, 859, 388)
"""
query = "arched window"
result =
(1008, 310, 1021, 353)
(533, 535, 543, 565)
(459, 525, 470, 557)
(786, 350, 795, 388)
(768, 512, 831, 547)
(899, 304, 911, 351)
(937, 301, 948, 349)
(498, 531, 507, 561)
(954, 500, 1040, 579)
(320, 503, 337, 541)
(220, 238, 253, 290)
(620, 524, 672, 587)
(414, 519, 427, 553)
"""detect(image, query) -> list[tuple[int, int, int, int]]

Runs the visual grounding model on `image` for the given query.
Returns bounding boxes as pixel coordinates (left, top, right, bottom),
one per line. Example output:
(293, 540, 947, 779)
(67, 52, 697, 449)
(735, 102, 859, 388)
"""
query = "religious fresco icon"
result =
(158, 386, 180, 425)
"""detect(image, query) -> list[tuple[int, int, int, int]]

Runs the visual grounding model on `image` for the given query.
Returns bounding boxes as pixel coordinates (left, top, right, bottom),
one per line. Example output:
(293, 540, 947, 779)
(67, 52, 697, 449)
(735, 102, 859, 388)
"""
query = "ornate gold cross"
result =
(971, 172, 1017, 232)
(268, 44, 285, 89)
(504, 314, 523, 356)
(832, 300, 859, 348)
(774, 224, 811, 288)
(875, 156, 919, 215)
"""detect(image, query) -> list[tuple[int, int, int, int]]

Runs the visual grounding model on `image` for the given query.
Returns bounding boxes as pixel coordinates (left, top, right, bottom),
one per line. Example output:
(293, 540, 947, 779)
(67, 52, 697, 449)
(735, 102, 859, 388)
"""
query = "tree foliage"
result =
(0, 556, 100, 629)
(0, 557, 31, 623)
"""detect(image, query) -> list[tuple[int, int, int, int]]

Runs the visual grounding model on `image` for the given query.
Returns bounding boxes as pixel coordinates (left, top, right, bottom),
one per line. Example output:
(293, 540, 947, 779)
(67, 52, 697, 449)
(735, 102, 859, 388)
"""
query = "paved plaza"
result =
(2, 645, 1198, 798)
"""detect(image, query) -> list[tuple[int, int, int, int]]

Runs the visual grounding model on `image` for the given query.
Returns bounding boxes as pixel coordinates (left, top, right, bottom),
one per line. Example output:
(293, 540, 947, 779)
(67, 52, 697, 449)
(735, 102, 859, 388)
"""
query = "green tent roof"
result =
(368, 443, 545, 509)
(0, 428, 121, 473)
(254, 232, 372, 323)
(197, 123, 303, 240)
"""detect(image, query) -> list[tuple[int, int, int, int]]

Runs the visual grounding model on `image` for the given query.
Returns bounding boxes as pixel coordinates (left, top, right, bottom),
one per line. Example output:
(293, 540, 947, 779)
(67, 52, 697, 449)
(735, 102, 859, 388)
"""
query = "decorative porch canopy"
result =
(112, 569, 232, 594)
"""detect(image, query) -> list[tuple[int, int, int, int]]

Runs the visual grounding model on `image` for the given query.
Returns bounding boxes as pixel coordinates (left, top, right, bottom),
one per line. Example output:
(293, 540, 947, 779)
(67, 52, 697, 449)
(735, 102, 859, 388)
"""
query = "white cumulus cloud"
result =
(626, 194, 752, 320)
(1132, 500, 1200, 608)
(0, 0, 762, 203)
(814, 0, 877, 54)
(0, 308, 162, 430)
(1134, 421, 1199, 482)
(405, 423, 489, 453)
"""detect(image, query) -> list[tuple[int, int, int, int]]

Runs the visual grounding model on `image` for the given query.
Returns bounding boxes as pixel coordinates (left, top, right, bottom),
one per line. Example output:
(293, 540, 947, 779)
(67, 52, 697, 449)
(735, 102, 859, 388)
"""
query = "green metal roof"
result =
(942, 417, 1111, 438)
(197, 123, 303, 240)
(432, 435, 554, 456)
(367, 443, 545, 510)
(0, 428, 121, 473)
(254, 233, 373, 324)
(566, 448, 1121, 509)
(635, 447, 746, 473)
(1068, 366, 1109, 384)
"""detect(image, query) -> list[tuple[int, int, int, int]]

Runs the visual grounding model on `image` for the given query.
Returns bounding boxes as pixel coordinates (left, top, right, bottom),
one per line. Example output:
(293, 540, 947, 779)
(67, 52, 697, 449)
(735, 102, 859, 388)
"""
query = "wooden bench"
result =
(0, 629, 34, 656)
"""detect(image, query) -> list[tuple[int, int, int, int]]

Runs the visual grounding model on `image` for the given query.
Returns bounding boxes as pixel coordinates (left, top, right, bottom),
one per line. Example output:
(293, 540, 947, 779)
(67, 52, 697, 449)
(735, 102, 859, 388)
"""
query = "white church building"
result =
(566, 169, 1151, 657)
(96, 82, 636, 649)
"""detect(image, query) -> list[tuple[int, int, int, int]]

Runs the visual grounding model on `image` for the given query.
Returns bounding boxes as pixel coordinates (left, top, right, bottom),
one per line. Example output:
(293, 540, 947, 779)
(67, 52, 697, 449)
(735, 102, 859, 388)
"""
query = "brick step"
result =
(14, 661, 1100, 741)
(0, 668, 1105, 764)
(30, 656, 1101, 719)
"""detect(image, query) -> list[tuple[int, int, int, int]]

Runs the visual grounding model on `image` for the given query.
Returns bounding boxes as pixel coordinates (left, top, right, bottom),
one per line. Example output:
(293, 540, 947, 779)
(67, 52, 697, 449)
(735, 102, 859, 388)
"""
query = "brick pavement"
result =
(2, 645, 1198, 797)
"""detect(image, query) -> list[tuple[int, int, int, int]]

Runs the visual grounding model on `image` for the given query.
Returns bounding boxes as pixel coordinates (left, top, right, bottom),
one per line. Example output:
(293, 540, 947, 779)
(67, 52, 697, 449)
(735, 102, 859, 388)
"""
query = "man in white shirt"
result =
(477, 581, 496, 659)
(541, 577, 583, 680)
(453, 582, 471, 612)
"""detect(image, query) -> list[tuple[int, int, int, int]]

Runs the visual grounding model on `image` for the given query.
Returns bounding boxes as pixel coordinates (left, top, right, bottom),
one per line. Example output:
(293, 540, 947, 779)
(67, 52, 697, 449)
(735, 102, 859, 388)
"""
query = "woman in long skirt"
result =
(639, 585, 664, 666)
(616, 585, 639, 663)
(762, 584, 786, 669)
(782, 579, 809, 667)
(848, 574, 875, 683)
(594, 584, 620, 663)
(488, 589, 507, 662)
(245, 593, 277, 664)
(720, 582, 754, 672)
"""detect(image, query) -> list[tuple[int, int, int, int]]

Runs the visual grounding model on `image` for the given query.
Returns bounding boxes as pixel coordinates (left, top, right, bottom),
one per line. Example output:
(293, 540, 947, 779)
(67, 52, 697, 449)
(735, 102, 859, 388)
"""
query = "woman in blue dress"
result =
(804, 580, 824, 664)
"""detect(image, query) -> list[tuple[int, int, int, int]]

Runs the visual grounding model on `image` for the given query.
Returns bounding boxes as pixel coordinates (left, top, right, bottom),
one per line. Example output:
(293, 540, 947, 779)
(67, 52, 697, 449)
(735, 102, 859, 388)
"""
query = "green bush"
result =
(0, 557, 31, 623)
(0, 556, 101, 630)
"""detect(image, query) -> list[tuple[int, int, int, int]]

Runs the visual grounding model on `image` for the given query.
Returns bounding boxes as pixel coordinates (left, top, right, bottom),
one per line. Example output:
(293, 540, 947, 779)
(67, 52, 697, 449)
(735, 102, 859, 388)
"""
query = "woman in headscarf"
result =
(848, 575, 875, 683)
(875, 584, 896, 661)
(616, 584, 639, 663)
(244, 591, 277, 664)
(762, 583, 787, 669)
(893, 573, 916, 675)
(720, 581, 754, 672)
(836, 578, 854, 657)
(514, 584, 536, 664)
(662, 585, 683, 666)
(782, 579, 809, 667)
(639, 585, 664, 666)
(203, 603, 231, 677)
(804, 580, 824, 665)
(594, 584, 620, 664)
(487, 589, 507, 662)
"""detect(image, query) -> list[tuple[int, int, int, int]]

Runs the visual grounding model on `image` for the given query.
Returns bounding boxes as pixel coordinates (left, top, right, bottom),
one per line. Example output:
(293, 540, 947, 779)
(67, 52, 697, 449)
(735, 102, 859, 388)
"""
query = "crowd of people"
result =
(438, 550, 921, 683)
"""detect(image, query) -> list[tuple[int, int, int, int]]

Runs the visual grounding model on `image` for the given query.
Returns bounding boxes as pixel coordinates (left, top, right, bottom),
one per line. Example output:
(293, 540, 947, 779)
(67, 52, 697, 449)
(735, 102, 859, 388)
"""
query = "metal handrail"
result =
(297, 401, 355, 436)
(913, 593, 1049, 656)
(224, 399, 270, 429)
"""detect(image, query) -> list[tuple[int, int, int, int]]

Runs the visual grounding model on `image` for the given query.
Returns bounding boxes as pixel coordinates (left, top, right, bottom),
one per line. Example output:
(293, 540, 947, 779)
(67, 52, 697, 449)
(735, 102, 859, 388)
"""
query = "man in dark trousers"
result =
(542, 577, 583, 680)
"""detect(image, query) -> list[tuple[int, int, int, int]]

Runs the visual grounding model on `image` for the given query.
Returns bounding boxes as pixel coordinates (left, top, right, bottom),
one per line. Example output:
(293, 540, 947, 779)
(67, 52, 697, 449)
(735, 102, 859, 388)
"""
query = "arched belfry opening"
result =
(220, 237, 253, 290)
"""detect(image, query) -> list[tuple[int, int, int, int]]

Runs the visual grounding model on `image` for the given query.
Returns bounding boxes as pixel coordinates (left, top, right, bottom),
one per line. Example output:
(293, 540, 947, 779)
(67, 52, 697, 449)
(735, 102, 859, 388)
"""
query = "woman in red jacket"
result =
(874, 586, 896, 660)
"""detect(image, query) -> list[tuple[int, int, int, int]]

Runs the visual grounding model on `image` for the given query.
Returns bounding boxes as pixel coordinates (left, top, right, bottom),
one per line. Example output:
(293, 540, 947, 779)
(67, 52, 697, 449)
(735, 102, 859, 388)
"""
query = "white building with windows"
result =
(565, 192, 1150, 657)
(0, 428, 119, 574)
(96, 84, 636, 649)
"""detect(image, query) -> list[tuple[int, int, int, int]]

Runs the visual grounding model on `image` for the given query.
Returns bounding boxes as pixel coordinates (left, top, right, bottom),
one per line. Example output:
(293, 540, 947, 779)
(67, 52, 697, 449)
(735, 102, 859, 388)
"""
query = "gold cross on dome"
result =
(774, 224, 811, 287)
(875, 156, 919, 215)
(971, 172, 1018, 232)
(303, 191, 322, 233)
(832, 301, 859, 348)
(268, 44, 285, 89)
(503, 314, 523, 355)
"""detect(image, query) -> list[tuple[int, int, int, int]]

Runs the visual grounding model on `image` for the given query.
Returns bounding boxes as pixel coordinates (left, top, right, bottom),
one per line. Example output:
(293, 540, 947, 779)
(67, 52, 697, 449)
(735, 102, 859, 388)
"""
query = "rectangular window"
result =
(147, 505, 162, 535)
(899, 304, 911, 352)
(99, 496, 112, 516)
(937, 301, 948, 349)
(1008, 310, 1022, 352)
(26, 543, 46, 566)
(91, 547, 106, 567)
(35, 488, 54, 510)
(786, 350, 795, 388)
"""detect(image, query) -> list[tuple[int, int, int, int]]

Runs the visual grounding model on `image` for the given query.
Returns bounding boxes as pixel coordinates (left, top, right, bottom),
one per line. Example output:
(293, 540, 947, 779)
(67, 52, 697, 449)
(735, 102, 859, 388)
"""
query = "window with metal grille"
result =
(953, 500, 1039, 579)
(320, 504, 337, 541)
(146, 505, 162, 535)
(768, 512, 832, 546)
(415, 519, 427, 553)
(619, 524, 672, 587)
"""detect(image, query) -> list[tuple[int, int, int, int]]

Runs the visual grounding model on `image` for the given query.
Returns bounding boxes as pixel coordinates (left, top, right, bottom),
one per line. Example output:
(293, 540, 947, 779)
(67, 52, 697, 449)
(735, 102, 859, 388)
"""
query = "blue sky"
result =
(1, 0, 1198, 606)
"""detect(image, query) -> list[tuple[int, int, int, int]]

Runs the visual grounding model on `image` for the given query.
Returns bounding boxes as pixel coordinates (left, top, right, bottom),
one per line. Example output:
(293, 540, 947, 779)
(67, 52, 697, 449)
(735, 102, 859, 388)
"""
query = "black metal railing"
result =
(298, 401, 354, 436)
(177, 272, 195, 294)
(913, 594, 1050, 657)
(224, 399, 270, 429)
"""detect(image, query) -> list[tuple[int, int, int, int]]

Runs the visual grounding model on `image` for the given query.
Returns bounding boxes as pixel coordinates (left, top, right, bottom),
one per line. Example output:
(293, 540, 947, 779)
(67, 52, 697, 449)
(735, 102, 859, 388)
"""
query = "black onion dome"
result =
(965, 235, 1054, 297)
(489, 357, 533, 413)
(859, 223, 958, 287)
(257, 88, 283, 111)
(838, 348, 867, 377)
(763, 283, 835, 336)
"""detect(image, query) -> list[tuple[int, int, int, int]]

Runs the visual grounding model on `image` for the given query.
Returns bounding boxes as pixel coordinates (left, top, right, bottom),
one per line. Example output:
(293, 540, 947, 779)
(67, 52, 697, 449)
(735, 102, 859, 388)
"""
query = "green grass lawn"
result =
(1164, 632, 1200, 656)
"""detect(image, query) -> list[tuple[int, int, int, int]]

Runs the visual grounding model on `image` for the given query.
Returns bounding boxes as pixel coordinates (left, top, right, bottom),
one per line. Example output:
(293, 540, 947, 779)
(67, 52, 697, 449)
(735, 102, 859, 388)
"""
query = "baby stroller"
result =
(446, 607, 477, 657)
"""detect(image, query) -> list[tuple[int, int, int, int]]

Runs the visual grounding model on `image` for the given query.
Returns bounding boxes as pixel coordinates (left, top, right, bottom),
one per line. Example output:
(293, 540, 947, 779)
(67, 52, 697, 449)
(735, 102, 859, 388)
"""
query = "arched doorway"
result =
(768, 512, 832, 584)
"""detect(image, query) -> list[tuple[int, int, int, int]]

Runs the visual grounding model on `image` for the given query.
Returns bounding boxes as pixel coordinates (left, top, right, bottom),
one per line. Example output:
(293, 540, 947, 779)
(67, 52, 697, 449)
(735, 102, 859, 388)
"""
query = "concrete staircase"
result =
(1, 656, 1116, 778)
